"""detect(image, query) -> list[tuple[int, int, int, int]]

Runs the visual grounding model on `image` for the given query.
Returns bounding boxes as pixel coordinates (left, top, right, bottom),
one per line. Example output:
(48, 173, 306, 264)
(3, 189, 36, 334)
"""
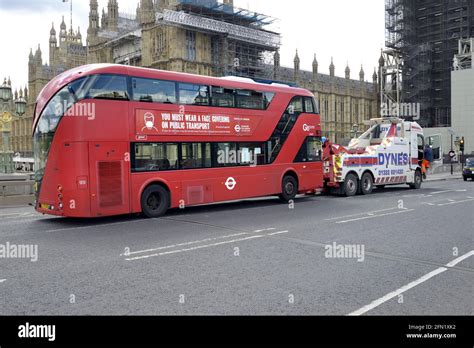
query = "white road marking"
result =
(0, 212, 31, 217)
(348, 250, 474, 316)
(431, 189, 466, 195)
(0, 279, 6, 283)
(335, 209, 414, 224)
(253, 228, 276, 233)
(123, 232, 249, 256)
(268, 230, 289, 236)
(125, 229, 289, 260)
(125, 227, 278, 256)
(437, 198, 474, 206)
(126, 235, 265, 261)
(325, 207, 399, 221)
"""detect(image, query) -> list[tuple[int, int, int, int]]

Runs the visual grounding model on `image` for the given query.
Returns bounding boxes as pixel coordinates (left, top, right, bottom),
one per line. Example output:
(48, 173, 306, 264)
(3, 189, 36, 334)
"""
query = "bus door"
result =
(88, 142, 130, 217)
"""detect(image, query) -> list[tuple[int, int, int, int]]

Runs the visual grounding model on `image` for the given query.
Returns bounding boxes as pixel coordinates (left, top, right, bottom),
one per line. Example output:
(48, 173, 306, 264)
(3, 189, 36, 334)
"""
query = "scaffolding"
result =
(385, 0, 473, 127)
(168, 0, 281, 79)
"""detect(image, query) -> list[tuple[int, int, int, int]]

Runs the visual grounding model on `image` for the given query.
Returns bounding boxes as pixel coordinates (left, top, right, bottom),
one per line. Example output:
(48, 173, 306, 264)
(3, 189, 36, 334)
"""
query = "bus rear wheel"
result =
(141, 184, 170, 218)
(279, 175, 298, 202)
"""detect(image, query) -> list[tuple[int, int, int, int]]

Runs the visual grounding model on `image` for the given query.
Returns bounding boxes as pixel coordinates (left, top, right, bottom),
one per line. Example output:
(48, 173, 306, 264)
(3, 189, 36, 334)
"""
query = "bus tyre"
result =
(409, 170, 422, 189)
(279, 175, 298, 202)
(360, 172, 374, 195)
(463, 176, 467, 182)
(343, 173, 358, 197)
(141, 184, 170, 218)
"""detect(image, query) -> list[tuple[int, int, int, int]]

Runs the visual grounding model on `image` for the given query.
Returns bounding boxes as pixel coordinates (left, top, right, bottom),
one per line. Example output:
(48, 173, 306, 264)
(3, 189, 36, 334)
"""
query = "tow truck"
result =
(322, 117, 425, 196)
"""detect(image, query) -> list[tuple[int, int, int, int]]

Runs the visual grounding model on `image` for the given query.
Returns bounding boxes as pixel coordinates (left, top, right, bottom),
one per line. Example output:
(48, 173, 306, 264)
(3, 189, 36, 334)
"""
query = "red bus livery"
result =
(33, 64, 323, 218)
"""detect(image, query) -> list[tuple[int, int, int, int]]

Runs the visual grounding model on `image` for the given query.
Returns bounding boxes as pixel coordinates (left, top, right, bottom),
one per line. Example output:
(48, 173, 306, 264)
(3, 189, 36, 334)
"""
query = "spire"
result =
(274, 50, 280, 68)
(60, 16, 67, 42)
(294, 49, 300, 64)
(329, 57, 335, 77)
(24, 86, 28, 100)
(29, 48, 34, 60)
(345, 62, 350, 79)
(107, 0, 119, 31)
(378, 49, 385, 67)
(312, 53, 318, 74)
(359, 65, 365, 82)
(7, 76, 11, 86)
(88, 0, 99, 38)
(50, 22, 57, 47)
(139, 0, 155, 26)
(35, 44, 42, 66)
(101, 8, 106, 29)
(60, 15, 66, 30)
(76, 26, 82, 42)
(372, 68, 378, 83)
(14, 89, 18, 100)
(293, 49, 300, 81)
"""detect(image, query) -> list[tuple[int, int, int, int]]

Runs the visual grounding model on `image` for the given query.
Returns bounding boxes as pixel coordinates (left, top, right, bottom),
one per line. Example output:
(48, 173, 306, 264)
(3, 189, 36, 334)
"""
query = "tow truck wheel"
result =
(343, 173, 358, 197)
(409, 170, 422, 189)
(141, 184, 170, 218)
(360, 173, 374, 195)
(279, 175, 298, 202)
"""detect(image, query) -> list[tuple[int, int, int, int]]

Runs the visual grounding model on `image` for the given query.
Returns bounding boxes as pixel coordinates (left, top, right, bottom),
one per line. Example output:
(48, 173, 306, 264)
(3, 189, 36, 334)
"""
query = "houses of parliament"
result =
(12, 0, 378, 158)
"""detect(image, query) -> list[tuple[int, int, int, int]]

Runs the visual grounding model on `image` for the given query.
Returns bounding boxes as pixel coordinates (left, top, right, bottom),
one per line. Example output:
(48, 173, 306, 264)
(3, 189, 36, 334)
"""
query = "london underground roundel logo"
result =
(234, 125, 241, 133)
(225, 177, 237, 190)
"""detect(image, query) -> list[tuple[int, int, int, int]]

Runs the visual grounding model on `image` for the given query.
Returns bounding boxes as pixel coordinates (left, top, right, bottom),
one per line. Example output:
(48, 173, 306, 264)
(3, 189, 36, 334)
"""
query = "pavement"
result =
(0, 179, 472, 315)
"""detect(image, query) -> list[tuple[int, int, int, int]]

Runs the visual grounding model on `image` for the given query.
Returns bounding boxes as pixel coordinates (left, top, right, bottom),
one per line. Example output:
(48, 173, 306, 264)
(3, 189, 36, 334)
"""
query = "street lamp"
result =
(0, 78, 12, 100)
(15, 95, 26, 116)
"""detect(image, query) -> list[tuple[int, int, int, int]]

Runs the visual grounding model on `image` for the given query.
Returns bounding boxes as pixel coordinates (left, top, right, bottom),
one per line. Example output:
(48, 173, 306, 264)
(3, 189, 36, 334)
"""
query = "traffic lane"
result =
(0, 178, 467, 239)
(366, 264, 474, 315)
(155, 182, 473, 268)
(0, 228, 444, 315)
(0, 180, 470, 277)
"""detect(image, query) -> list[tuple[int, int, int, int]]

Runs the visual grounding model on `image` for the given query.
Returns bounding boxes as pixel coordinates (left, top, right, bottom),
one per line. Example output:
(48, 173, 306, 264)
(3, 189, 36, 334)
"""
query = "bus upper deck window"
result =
(132, 77, 176, 104)
(178, 83, 209, 106)
(87, 75, 129, 100)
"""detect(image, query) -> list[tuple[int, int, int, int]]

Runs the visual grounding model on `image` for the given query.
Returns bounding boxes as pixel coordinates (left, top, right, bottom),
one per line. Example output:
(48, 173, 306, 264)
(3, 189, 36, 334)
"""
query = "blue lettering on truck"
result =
(378, 153, 409, 166)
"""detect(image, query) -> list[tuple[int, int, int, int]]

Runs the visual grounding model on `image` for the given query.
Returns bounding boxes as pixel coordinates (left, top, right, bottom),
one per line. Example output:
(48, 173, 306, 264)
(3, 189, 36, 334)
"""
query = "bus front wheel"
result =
(141, 184, 170, 218)
(279, 175, 298, 202)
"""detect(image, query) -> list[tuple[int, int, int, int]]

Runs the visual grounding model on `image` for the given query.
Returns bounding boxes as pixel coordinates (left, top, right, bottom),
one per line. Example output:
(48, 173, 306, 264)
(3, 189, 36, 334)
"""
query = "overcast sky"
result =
(0, 0, 385, 92)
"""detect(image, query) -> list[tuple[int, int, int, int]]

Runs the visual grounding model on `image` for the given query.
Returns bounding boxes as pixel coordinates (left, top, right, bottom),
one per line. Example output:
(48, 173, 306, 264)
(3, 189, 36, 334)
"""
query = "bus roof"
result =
(33, 64, 312, 132)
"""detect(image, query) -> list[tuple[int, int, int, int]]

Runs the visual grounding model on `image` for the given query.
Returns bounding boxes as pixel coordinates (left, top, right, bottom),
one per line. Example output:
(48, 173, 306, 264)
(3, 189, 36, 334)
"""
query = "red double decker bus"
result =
(33, 64, 323, 218)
